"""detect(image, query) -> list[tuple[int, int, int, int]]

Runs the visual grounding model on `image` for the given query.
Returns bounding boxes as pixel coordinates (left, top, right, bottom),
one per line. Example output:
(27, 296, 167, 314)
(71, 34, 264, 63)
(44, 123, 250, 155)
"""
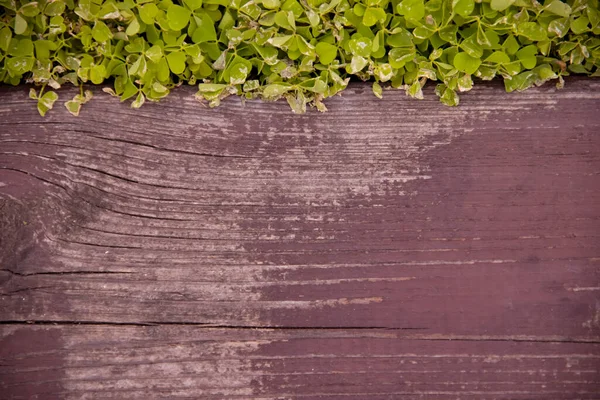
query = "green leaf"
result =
(274, 10, 295, 30)
(548, 18, 570, 38)
(453, 52, 481, 74)
(349, 37, 373, 57)
(167, 4, 191, 31)
(131, 92, 145, 108)
(9, 38, 34, 56)
(65, 100, 81, 116)
(460, 36, 483, 58)
(0, 28, 11, 52)
(268, 35, 293, 48)
(90, 65, 106, 84)
(407, 80, 423, 99)
(452, 0, 474, 17)
(126, 16, 141, 36)
(166, 51, 187, 74)
(197, 83, 227, 93)
(372, 81, 383, 98)
(184, 0, 204, 10)
(192, 12, 217, 43)
(138, 3, 158, 24)
(347, 55, 369, 73)
(156, 58, 171, 82)
(387, 30, 413, 47)
(262, 0, 280, 9)
(504, 64, 557, 92)
(490, 0, 515, 12)
(544, 0, 571, 18)
(14, 14, 28, 35)
(34, 40, 56, 60)
(44, 0, 65, 16)
(263, 83, 292, 97)
(92, 21, 113, 43)
(571, 16, 589, 34)
(484, 51, 510, 64)
(20, 2, 40, 17)
(517, 22, 547, 41)
(146, 45, 163, 63)
(227, 58, 252, 84)
(502, 35, 520, 55)
(516, 45, 537, 69)
(388, 47, 414, 68)
(315, 42, 337, 65)
(37, 91, 58, 116)
(397, 0, 425, 21)
(6, 56, 35, 75)
(363, 7, 387, 26)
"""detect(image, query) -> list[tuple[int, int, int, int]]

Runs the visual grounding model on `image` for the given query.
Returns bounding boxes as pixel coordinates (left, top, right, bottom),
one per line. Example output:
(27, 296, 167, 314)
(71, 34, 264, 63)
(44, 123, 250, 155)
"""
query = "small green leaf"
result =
(484, 51, 510, 64)
(6, 56, 35, 75)
(262, 0, 280, 9)
(138, 3, 158, 25)
(274, 10, 295, 30)
(453, 52, 481, 75)
(516, 45, 537, 69)
(347, 55, 369, 73)
(146, 45, 163, 63)
(131, 92, 145, 108)
(517, 22, 547, 41)
(167, 4, 191, 31)
(263, 83, 292, 97)
(363, 7, 387, 26)
(227, 58, 252, 85)
(44, 0, 65, 16)
(571, 16, 589, 34)
(37, 91, 58, 116)
(20, 2, 40, 17)
(192, 12, 217, 43)
(33, 40, 56, 60)
(407, 80, 423, 99)
(460, 36, 483, 58)
(268, 35, 293, 48)
(372, 81, 383, 98)
(184, 0, 204, 10)
(349, 37, 373, 57)
(315, 42, 337, 65)
(129, 55, 147, 77)
(490, 0, 515, 12)
(397, 0, 425, 21)
(92, 21, 113, 43)
(90, 65, 106, 84)
(126, 16, 141, 36)
(548, 18, 570, 38)
(544, 0, 571, 18)
(388, 47, 414, 68)
(14, 14, 28, 35)
(502, 35, 520, 55)
(0, 27, 11, 52)
(65, 100, 82, 116)
(166, 51, 187, 74)
(452, 0, 474, 17)
(197, 83, 228, 93)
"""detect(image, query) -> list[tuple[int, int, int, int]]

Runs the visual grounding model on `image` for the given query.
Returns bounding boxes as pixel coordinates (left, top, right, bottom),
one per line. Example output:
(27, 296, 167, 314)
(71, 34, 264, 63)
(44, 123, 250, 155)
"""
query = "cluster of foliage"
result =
(1, 0, 599, 115)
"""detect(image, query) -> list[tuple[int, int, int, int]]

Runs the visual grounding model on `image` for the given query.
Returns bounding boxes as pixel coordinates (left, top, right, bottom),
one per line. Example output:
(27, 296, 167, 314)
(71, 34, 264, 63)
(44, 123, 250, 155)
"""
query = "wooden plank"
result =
(1, 79, 600, 397)
(2, 325, 599, 399)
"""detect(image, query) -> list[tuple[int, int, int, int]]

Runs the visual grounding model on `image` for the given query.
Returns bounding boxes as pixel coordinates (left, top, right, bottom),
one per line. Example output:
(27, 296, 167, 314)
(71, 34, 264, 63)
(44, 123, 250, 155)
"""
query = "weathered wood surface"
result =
(1, 79, 600, 398)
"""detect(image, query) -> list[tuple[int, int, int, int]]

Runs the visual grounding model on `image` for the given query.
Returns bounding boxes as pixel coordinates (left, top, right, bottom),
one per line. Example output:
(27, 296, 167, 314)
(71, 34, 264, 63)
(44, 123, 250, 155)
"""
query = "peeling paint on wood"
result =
(1, 79, 600, 398)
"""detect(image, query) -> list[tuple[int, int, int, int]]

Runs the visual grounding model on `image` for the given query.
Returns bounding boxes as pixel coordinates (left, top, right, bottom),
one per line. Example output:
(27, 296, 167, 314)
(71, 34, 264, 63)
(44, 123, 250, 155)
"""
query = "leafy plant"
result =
(0, 0, 598, 115)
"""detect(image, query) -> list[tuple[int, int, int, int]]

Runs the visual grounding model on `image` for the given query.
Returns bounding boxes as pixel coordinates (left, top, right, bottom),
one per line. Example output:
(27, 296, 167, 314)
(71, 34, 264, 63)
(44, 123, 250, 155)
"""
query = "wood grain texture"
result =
(1, 78, 600, 398)
(2, 325, 600, 400)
